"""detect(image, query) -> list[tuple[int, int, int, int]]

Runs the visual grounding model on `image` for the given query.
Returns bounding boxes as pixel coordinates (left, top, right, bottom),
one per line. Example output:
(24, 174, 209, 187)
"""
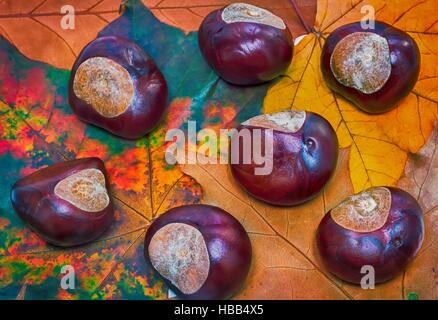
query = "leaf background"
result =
(0, 0, 437, 299)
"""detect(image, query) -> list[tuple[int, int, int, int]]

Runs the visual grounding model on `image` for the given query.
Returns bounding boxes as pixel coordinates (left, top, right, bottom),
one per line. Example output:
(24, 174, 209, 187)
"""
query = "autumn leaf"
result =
(397, 124, 438, 300)
(0, 0, 121, 70)
(399, 124, 438, 214)
(0, 5, 194, 298)
(0, 96, 165, 298)
(143, 0, 316, 37)
(264, 0, 438, 193)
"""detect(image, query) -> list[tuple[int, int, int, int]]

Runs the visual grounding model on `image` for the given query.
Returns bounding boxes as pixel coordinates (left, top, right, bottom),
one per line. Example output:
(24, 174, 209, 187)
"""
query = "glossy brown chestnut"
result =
(321, 21, 420, 114)
(144, 204, 252, 300)
(230, 110, 338, 206)
(198, 3, 293, 85)
(316, 187, 424, 284)
(10, 158, 114, 247)
(69, 36, 168, 139)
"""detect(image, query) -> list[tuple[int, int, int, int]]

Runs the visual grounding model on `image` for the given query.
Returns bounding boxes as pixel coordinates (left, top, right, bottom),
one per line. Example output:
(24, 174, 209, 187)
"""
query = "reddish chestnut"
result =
(321, 21, 420, 114)
(69, 36, 168, 139)
(144, 204, 252, 300)
(316, 187, 424, 284)
(10, 158, 114, 247)
(198, 3, 293, 85)
(230, 110, 338, 206)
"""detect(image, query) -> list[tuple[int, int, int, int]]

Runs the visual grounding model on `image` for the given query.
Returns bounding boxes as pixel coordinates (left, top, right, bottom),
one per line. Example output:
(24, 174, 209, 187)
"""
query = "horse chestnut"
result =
(230, 110, 338, 206)
(69, 36, 168, 139)
(10, 157, 114, 247)
(198, 3, 293, 85)
(321, 21, 420, 113)
(144, 204, 252, 300)
(316, 187, 424, 284)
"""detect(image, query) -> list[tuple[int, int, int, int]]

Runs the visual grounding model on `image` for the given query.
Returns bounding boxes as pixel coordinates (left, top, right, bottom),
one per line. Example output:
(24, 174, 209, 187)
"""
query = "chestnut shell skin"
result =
(68, 36, 168, 139)
(198, 7, 293, 85)
(230, 112, 339, 206)
(316, 187, 424, 284)
(10, 157, 114, 247)
(321, 21, 420, 114)
(144, 204, 252, 300)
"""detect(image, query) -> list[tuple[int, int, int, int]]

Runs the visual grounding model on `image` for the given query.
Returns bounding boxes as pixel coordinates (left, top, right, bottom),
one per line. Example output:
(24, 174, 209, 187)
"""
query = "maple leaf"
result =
(264, 0, 438, 193)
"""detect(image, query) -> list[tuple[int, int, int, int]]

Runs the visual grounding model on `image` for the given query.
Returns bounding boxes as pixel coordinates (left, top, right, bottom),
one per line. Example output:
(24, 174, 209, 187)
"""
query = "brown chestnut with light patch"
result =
(10, 157, 114, 247)
(321, 21, 420, 113)
(144, 204, 252, 300)
(69, 36, 168, 139)
(230, 110, 338, 206)
(316, 187, 424, 284)
(198, 3, 293, 85)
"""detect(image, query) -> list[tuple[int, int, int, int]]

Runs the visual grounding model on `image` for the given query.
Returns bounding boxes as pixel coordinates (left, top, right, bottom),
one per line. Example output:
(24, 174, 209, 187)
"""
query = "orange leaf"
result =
(0, 0, 121, 69)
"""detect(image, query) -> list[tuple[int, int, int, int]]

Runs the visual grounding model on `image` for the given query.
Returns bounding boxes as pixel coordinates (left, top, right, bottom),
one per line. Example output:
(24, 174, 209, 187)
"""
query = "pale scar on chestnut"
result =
(221, 3, 286, 30)
(148, 223, 210, 295)
(73, 57, 134, 118)
(54, 168, 110, 213)
(330, 32, 391, 94)
(242, 110, 306, 133)
(331, 187, 392, 232)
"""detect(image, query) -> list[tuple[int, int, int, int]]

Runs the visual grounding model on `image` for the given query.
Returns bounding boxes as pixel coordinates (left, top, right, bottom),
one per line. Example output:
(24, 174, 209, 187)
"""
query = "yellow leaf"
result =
(264, 0, 438, 192)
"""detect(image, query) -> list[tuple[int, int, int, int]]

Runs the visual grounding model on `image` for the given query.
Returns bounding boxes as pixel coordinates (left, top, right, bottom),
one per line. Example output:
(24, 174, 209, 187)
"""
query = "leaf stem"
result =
(289, 0, 313, 34)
